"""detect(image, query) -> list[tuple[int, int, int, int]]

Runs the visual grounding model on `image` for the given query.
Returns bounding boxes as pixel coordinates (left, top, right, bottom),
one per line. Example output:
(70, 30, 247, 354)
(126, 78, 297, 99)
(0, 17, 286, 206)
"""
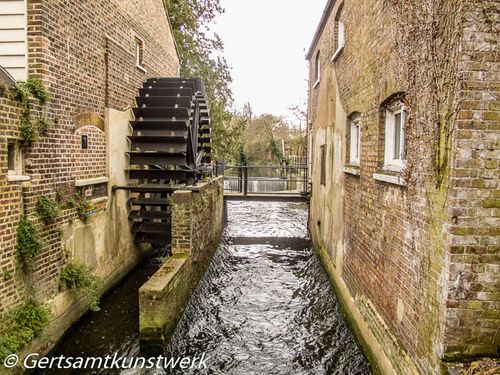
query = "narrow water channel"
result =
(40, 201, 370, 375)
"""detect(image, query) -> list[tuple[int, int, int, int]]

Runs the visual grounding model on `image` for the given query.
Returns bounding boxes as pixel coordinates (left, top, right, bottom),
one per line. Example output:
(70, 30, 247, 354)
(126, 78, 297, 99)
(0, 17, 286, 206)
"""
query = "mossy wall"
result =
(139, 177, 224, 354)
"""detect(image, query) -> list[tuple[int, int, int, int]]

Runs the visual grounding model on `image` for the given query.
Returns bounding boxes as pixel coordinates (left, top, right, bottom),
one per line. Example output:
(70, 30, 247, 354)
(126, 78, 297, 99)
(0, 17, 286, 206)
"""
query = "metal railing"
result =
(220, 164, 309, 196)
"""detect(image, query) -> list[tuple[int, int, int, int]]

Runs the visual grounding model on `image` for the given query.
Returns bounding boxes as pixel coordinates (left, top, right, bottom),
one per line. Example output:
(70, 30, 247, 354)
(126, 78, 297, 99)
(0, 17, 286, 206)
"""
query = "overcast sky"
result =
(212, 0, 327, 125)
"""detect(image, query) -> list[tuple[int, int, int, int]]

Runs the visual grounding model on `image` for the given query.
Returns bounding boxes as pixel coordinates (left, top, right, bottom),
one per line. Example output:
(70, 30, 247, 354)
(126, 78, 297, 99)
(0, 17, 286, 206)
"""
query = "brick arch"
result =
(74, 112, 105, 132)
(347, 111, 361, 120)
(380, 91, 406, 110)
(73, 121, 106, 181)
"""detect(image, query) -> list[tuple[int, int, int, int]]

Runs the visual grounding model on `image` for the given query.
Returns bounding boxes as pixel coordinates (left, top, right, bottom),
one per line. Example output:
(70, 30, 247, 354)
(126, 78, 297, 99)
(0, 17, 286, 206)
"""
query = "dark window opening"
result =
(394, 112, 401, 159)
(7, 143, 15, 171)
(320, 144, 326, 185)
(81, 135, 88, 149)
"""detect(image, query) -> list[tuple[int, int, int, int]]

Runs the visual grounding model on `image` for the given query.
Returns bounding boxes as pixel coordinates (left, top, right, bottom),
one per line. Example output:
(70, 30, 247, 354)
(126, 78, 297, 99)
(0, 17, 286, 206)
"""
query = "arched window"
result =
(348, 112, 361, 165)
(332, 2, 344, 61)
(314, 50, 321, 86)
(382, 96, 407, 170)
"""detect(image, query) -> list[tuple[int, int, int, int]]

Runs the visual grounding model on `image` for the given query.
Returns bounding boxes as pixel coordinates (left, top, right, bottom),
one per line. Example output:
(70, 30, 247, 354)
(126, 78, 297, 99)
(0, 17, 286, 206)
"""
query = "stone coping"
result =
(75, 176, 109, 187)
(139, 255, 188, 299)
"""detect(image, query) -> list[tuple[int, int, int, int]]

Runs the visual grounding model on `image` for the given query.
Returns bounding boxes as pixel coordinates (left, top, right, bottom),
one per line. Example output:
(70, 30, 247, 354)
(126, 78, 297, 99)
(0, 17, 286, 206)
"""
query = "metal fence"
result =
(221, 164, 308, 196)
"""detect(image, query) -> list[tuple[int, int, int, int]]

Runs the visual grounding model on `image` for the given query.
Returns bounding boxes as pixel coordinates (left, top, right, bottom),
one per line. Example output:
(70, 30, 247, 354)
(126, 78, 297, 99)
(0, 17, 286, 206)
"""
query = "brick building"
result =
(0, 0, 179, 356)
(306, 0, 499, 374)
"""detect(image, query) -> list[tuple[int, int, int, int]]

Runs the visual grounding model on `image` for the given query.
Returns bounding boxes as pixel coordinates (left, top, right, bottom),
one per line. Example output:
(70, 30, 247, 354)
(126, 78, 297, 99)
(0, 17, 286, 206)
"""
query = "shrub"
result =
(25, 78, 50, 105)
(67, 195, 96, 223)
(19, 117, 36, 144)
(10, 83, 30, 107)
(35, 196, 59, 224)
(16, 217, 42, 268)
(36, 117, 53, 136)
(10, 78, 50, 107)
(0, 299, 49, 362)
(60, 263, 103, 312)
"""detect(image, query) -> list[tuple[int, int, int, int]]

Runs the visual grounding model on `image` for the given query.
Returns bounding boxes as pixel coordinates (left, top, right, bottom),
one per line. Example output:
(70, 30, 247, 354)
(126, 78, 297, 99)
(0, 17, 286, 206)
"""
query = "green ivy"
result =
(35, 196, 59, 225)
(36, 117, 53, 136)
(3, 270, 13, 281)
(10, 83, 31, 107)
(66, 195, 96, 223)
(25, 78, 50, 105)
(60, 263, 103, 312)
(10, 78, 50, 107)
(0, 299, 49, 362)
(19, 117, 36, 144)
(0, 82, 6, 97)
(16, 217, 42, 268)
(10, 78, 51, 146)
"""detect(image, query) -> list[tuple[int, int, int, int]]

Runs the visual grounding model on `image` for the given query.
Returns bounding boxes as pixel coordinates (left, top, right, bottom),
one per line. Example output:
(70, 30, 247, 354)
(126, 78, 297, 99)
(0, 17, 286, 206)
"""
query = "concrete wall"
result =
(139, 177, 224, 354)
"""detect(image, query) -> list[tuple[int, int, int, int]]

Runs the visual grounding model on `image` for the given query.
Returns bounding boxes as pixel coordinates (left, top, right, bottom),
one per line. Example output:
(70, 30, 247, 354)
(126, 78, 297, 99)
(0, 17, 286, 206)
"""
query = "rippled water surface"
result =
(43, 201, 370, 375)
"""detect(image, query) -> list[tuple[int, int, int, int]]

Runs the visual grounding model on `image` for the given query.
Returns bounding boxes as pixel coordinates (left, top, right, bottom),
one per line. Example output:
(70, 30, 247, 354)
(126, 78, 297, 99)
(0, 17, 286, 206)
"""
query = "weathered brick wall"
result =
(442, 0, 500, 359)
(307, 0, 499, 373)
(0, 97, 26, 310)
(140, 177, 224, 354)
(0, 0, 179, 315)
(308, 1, 428, 372)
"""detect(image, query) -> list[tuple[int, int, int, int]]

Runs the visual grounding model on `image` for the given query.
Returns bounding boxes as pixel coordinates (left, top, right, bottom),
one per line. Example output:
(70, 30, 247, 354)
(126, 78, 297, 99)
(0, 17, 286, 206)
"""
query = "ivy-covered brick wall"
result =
(0, 0, 179, 328)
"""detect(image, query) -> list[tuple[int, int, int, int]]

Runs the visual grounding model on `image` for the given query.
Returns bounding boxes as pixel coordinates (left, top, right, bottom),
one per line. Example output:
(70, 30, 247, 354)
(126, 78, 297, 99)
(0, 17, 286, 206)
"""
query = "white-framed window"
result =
(384, 103, 406, 170)
(135, 37, 146, 72)
(314, 51, 321, 87)
(349, 115, 360, 165)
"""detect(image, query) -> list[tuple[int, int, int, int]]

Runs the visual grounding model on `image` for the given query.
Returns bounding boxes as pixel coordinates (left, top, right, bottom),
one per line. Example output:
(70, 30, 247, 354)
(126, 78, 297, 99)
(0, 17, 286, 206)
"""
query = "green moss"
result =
(60, 263, 103, 312)
(482, 199, 500, 208)
(3, 270, 13, 281)
(313, 244, 383, 375)
(171, 253, 189, 259)
(16, 217, 42, 268)
(0, 299, 50, 362)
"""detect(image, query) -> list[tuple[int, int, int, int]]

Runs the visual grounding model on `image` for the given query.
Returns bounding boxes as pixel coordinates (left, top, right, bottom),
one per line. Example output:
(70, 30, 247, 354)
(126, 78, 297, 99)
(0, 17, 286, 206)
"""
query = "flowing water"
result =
(40, 201, 370, 375)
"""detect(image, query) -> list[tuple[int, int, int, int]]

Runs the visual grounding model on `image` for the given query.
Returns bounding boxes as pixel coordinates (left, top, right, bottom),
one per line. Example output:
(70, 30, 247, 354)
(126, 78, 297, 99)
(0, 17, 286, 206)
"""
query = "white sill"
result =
(313, 79, 320, 89)
(7, 174, 30, 182)
(383, 163, 404, 172)
(75, 176, 109, 187)
(343, 165, 360, 176)
(331, 45, 344, 62)
(90, 196, 108, 204)
(136, 64, 147, 73)
(373, 172, 406, 186)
